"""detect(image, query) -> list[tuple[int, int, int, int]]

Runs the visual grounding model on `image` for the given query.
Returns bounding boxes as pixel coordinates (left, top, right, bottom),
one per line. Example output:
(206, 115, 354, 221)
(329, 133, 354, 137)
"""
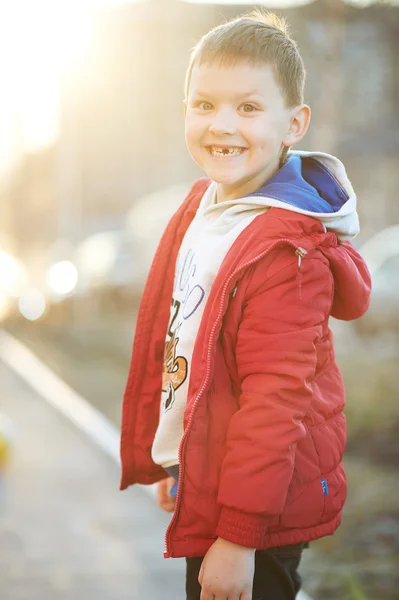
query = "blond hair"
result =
(184, 9, 306, 109)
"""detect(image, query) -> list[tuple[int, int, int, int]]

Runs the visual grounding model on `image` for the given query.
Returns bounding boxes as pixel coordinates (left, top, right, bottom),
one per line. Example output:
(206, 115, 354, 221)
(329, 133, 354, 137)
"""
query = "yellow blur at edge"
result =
(0, 433, 12, 470)
(0, 415, 14, 470)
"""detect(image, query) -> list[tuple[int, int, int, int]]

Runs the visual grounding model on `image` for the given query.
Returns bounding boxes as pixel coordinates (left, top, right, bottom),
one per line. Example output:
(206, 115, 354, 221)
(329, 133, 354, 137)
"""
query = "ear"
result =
(282, 104, 311, 148)
(183, 99, 187, 119)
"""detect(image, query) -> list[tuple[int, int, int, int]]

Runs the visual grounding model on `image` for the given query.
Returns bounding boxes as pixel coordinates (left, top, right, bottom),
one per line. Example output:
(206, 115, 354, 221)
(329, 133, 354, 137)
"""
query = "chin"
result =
(213, 174, 246, 188)
(212, 177, 240, 187)
(202, 166, 242, 183)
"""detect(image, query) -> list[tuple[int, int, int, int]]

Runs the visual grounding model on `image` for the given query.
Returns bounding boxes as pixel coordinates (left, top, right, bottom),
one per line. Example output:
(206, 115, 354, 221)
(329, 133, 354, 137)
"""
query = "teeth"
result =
(210, 146, 244, 157)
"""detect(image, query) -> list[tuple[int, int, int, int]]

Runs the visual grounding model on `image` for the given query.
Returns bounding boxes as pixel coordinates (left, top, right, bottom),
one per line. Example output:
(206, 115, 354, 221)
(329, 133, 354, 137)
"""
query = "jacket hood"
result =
(258, 151, 369, 318)
(204, 151, 359, 242)
(246, 151, 359, 242)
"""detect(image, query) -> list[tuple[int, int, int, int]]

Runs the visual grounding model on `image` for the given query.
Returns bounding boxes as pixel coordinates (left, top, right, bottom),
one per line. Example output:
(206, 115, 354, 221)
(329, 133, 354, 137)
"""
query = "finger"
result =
(157, 491, 171, 511)
(199, 590, 215, 600)
(156, 479, 168, 504)
(205, 588, 228, 600)
(159, 501, 175, 512)
(198, 563, 204, 586)
(227, 592, 244, 600)
(156, 479, 175, 511)
(159, 495, 176, 512)
(238, 592, 252, 600)
(158, 498, 175, 512)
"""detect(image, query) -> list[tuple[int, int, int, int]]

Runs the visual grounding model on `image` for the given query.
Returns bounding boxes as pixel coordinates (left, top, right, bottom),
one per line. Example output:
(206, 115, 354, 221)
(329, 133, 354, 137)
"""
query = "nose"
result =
(208, 109, 237, 136)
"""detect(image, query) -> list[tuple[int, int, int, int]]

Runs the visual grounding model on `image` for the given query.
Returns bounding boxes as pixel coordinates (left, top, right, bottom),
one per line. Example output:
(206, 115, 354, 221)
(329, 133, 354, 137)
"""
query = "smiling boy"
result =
(120, 10, 371, 600)
(184, 60, 308, 203)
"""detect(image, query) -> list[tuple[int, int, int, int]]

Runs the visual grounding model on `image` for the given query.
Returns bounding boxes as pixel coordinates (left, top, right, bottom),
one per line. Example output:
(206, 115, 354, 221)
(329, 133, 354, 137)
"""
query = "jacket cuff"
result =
(216, 506, 277, 549)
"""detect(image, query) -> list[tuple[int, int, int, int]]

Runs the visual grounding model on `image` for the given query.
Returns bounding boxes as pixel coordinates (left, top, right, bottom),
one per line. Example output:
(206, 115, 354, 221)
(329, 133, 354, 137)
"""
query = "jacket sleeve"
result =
(215, 248, 334, 548)
(327, 241, 371, 320)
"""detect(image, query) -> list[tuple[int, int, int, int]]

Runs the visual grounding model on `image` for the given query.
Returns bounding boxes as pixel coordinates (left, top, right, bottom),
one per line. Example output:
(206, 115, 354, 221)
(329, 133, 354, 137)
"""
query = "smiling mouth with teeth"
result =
(208, 146, 246, 157)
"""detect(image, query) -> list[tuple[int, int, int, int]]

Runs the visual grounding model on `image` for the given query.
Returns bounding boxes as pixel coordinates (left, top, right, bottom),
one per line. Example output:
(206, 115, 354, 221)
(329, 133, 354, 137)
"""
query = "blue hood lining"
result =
(247, 154, 349, 214)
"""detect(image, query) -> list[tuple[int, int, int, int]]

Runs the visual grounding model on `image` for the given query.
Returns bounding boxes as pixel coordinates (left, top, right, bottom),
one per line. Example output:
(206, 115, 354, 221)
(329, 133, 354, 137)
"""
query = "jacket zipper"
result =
(295, 246, 307, 268)
(295, 246, 307, 300)
(164, 239, 307, 558)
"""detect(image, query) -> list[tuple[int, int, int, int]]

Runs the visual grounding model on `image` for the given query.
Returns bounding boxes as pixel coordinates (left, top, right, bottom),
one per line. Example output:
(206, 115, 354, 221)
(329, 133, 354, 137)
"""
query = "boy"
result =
(120, 10, 371, 600)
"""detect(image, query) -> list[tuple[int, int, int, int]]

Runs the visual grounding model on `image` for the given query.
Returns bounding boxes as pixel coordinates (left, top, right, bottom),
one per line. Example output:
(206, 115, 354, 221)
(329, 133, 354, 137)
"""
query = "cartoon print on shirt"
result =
(161, 247, 205, 413)
(177, 249, 206, 320)
(162, 307, 187, 411)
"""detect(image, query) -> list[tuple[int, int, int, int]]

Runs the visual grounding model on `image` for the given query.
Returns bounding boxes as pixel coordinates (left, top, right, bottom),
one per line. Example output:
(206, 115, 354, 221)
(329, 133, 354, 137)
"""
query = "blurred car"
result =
(72, 230, 138, 295)
(354, 226, 399, 336)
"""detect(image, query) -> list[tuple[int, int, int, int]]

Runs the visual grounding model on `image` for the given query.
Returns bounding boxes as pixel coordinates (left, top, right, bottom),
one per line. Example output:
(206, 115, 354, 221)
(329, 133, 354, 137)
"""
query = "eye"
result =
(197, 101, 213, 111)
(241, 103, 257, 113)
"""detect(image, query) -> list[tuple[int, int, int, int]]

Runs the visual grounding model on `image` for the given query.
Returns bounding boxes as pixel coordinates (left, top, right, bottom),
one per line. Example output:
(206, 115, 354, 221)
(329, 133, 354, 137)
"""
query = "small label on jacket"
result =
(321, 478, 329, 496)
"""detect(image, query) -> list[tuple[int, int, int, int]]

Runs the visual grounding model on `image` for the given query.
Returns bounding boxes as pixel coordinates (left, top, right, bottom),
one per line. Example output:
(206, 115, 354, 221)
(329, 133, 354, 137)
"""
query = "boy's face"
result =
(184, 60, 303, 202)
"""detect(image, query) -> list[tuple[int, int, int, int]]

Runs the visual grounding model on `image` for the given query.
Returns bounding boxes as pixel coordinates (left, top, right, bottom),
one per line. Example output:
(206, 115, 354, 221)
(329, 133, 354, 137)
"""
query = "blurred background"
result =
(0, 0, 398, 598)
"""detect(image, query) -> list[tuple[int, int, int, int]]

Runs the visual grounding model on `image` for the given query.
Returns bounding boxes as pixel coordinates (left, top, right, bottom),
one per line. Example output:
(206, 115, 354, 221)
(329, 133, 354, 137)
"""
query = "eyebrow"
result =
(193, 91, 263, 100)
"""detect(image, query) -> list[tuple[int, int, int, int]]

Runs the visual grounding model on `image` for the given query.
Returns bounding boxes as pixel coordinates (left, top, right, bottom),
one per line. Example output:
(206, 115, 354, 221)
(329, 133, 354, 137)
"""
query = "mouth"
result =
(206, 145, 248, 158)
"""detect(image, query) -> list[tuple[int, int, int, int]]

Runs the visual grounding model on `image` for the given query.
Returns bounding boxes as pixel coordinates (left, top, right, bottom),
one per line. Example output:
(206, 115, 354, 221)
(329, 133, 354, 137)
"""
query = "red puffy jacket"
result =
(120, 179, 371, 558)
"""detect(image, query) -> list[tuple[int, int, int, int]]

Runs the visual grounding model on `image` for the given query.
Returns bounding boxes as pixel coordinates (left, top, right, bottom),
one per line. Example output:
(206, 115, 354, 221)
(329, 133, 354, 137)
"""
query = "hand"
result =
(156, 476, 176, 512)
(198, 537, 255, 600)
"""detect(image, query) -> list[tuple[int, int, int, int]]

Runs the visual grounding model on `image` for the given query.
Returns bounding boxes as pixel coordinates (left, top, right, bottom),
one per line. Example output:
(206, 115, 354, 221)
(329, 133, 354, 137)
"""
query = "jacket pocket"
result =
(279, 478, 324, 530)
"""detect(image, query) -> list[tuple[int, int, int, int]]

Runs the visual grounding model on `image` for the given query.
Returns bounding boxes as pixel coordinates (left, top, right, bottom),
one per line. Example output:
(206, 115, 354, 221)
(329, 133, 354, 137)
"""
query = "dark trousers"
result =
(186, 542, 306, 600)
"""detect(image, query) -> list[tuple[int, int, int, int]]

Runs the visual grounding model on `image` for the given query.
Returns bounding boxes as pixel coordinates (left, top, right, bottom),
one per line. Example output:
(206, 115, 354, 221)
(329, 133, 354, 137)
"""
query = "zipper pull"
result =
(295, 247, 307, 300)
(231, 285, 237, 297)
(295, 247, 307, 269)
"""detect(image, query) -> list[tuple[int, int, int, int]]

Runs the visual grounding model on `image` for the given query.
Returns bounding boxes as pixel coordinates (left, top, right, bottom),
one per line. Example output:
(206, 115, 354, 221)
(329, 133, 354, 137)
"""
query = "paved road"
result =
(0, 362, 184, 600)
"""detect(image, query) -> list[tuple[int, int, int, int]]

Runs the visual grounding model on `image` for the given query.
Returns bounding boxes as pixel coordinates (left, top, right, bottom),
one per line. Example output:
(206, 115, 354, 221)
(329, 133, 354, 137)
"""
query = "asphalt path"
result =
(0, 361, 184, 600)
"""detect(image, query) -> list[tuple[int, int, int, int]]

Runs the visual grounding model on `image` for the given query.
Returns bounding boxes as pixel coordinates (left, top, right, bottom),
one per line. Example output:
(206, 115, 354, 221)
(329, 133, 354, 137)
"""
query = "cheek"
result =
(185, 122, 203, 153)
(185, 116, 205, 138)
(241, 122, 269, 148)
(251, 134, 283, 155)
(246, 117, 285, 149)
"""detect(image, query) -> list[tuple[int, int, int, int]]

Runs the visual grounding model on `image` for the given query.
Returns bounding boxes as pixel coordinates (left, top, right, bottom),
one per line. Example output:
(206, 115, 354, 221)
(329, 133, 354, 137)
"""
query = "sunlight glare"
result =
(182, 0, 316, 5)
(0, 294, 11, 322)
(0, 0, 99, 164)
(0, 250, 29, 298)
(46, 260, 79, 296)
(18, 287, 47, 321)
